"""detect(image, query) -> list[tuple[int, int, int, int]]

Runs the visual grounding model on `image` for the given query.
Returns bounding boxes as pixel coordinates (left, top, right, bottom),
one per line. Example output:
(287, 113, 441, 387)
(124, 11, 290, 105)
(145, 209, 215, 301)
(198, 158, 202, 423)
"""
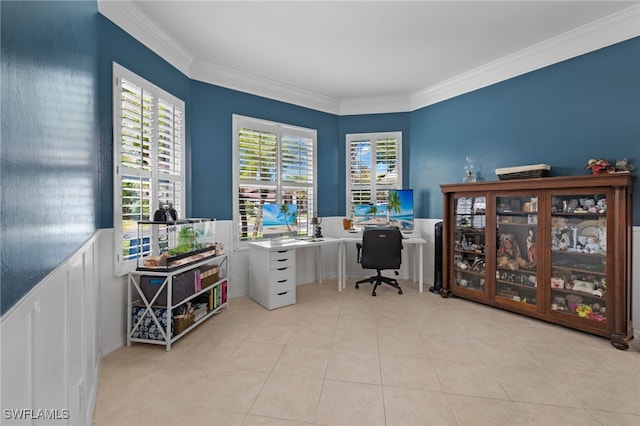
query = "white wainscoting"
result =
(0, 231, 102, 426)
(1, 222, 638, 425)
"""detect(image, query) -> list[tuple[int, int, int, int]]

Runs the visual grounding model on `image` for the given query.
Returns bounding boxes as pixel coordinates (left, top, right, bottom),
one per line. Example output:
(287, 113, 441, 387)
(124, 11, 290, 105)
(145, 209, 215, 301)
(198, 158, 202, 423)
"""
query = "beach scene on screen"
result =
(388, 189, 414, 231)
(262, 204, 298, 236)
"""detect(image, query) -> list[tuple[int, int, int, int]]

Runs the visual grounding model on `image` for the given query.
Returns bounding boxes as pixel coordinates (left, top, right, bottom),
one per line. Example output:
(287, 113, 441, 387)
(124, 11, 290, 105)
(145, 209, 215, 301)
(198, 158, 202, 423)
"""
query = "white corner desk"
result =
(248, 234, 426, 310)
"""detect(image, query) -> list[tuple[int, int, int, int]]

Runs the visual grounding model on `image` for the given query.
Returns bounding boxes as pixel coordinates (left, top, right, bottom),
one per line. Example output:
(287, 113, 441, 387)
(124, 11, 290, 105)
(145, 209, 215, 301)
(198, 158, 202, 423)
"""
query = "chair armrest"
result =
(356, 242, 362, 263)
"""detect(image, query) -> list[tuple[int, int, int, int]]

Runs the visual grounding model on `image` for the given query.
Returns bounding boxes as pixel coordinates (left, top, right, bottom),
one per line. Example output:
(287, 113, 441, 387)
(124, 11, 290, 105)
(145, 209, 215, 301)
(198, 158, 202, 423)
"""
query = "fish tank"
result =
(135, 218, 218, 271)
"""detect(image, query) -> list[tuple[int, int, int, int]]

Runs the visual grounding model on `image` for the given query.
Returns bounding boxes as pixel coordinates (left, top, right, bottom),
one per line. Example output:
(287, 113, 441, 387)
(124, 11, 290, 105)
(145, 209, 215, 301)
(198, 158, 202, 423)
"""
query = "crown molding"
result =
(190, 58, 340, 114)
(339, 95, 412, 116)
(410, 4, 640, 111)
(98, 1, 639, 115)
(97, 0, 194, 76)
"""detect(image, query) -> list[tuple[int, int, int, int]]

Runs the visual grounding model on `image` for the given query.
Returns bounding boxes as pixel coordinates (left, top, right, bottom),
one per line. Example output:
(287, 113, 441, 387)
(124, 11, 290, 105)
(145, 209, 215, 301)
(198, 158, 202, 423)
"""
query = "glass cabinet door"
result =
(452, 196, 486, 293)
(550, 193, 607, 325)
(495, 195, 539, 306)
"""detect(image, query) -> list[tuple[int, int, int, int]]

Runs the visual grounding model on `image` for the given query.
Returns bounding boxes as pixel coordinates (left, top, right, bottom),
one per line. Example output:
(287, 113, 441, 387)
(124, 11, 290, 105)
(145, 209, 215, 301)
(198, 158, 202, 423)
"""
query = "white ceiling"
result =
(99, 1, 640, 114)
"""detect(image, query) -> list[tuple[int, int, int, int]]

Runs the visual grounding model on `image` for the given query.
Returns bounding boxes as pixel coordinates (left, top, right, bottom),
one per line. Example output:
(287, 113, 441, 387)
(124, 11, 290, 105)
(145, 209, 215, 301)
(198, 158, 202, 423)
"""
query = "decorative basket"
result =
(173, 312, 194, 336)
(200, 266, 220, 288)
(496, 164, 550, 180)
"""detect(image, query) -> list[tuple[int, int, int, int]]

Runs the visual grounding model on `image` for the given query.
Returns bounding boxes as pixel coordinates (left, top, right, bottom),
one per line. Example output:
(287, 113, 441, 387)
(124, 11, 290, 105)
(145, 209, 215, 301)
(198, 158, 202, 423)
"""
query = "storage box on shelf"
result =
(127, 218, 228, 351)
(441, 174, 634, 350)
(495, 164, 550, 180)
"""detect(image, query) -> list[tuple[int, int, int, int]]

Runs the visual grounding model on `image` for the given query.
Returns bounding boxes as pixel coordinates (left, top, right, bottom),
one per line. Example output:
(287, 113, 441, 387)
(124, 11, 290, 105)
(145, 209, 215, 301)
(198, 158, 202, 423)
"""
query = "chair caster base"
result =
(355, 275, 402, 297)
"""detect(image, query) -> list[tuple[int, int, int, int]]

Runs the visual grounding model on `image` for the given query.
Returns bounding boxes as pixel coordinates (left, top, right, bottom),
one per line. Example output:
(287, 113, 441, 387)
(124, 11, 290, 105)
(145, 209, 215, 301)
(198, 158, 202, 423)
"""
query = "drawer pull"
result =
(277, 250, 288, 253)
(277, 267, 288, 271)
(277, 279, 288, 283)
(277, 291, 288, 296)
(277, 258, 288, 262)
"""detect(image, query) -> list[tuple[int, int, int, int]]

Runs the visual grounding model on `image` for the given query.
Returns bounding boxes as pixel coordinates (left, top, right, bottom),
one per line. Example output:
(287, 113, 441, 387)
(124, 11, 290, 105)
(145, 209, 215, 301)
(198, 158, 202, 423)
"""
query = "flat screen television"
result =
(262, 203, 298, 239)
(388, 189, 414, 232)
(352, 204, 388, 229)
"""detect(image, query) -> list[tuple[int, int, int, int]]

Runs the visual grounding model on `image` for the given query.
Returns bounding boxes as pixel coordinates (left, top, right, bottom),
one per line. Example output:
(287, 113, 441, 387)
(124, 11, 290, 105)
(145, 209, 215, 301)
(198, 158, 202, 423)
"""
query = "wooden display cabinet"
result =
(440, 174, 635, 349)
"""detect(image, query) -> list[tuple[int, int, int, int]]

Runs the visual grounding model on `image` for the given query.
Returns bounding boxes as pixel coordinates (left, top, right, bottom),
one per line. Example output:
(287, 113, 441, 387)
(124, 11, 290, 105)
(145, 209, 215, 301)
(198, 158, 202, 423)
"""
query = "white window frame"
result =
(113, 63, 186, 275)
(345, 131, 403, 217)
(232, 114, 317, 249)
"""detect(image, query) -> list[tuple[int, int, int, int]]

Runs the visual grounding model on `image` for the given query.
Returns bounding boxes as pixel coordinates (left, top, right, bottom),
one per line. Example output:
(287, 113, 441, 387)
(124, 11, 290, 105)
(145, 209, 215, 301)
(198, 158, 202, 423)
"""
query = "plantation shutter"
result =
(233, 115, 317, 244)
(348, 138, 372, 216)
(114, 63, 185, 273)
(281, 132, 315, 232)
(346, 132, 401, 216)
(237, 126, 278, 240)
(157, 99, 184, 212)
(118, 78, 154, 263)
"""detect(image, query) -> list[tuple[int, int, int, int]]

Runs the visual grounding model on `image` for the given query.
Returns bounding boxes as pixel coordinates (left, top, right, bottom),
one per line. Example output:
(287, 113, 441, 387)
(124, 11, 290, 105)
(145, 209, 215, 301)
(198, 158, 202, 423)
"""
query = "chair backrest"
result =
(360, 227, 403, 270)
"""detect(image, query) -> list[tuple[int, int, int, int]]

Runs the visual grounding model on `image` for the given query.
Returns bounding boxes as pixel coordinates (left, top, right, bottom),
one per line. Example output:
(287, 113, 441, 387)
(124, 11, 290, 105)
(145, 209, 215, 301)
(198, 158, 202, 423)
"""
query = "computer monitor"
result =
(388, 189, 414, 232)
(261, 203, 298, 239)
(352, 204, 388, 229)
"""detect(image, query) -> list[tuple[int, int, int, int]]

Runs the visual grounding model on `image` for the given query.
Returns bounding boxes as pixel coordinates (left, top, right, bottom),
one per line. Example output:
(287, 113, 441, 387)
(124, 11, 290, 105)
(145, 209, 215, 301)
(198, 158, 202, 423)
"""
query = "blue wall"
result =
(1, 1, 100, 314)
(410, 37, 640, 223)
(189, 82, 339, 219)
(97, 16, 192, 228)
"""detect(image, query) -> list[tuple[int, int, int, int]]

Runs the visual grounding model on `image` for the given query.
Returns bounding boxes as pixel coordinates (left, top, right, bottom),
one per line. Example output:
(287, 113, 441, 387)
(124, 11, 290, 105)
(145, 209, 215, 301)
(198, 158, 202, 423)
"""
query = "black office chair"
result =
(355, 227, 403, 296)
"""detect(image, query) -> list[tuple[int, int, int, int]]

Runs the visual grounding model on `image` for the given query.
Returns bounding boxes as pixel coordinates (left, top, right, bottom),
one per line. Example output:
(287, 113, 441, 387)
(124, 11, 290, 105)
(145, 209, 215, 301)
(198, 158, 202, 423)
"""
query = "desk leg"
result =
(317, 246, 323, 284)
(419, 244, 424, 292)
(337, 242, 343, 292)
(342, 242, 347, 290)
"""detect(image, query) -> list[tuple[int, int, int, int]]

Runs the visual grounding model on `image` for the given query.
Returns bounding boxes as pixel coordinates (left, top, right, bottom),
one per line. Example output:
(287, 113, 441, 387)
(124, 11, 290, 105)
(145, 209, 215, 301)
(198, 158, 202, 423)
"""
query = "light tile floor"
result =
(93, 279, 640, 426)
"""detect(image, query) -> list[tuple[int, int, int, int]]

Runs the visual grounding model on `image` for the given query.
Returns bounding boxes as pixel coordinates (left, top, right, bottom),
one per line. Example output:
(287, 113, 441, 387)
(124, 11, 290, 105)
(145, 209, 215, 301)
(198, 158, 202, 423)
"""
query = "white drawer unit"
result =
(249, 246, 296, 310)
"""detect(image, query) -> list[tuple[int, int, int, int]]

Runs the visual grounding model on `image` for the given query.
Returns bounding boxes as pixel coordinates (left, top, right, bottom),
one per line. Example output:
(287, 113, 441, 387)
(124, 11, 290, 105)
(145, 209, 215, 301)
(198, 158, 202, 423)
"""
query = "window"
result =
(113, 63, 185, 274)
(233, 114, 316, 247)
(346, 131, 402, 216)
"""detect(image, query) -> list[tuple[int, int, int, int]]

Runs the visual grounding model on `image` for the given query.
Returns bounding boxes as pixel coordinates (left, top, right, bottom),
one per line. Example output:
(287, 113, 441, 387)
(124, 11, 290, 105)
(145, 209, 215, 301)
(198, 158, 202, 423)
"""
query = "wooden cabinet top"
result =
(441, 173, 635, 193)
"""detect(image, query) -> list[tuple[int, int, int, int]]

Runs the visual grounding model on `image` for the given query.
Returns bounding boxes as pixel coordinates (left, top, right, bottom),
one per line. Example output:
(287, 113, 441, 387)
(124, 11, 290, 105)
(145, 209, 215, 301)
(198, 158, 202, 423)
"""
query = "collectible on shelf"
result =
(585, 157, 636, 174)
(497, 233, 528, 270)
(584, 158, 610, 174)
(613, 158, 636, 172)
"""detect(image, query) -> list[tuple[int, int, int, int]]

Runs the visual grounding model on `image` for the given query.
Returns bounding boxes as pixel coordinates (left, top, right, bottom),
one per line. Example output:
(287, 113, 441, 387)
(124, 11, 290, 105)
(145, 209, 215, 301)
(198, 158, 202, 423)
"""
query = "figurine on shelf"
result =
(584, 158, 610, 175)
(471, 256, 485, 272)
(153, 203, 178, 222)
(462, 237, 476, 251)
(166, 203, 178, 221)
(558, 231, 571, 250)
(614, 158, 636, 172)
(497, 233, 527, 270)
(584, 236, 600, 254)
(526, 229, 537, 267)
(153, 205, 167, 222)
(582, 199, 597, 213)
